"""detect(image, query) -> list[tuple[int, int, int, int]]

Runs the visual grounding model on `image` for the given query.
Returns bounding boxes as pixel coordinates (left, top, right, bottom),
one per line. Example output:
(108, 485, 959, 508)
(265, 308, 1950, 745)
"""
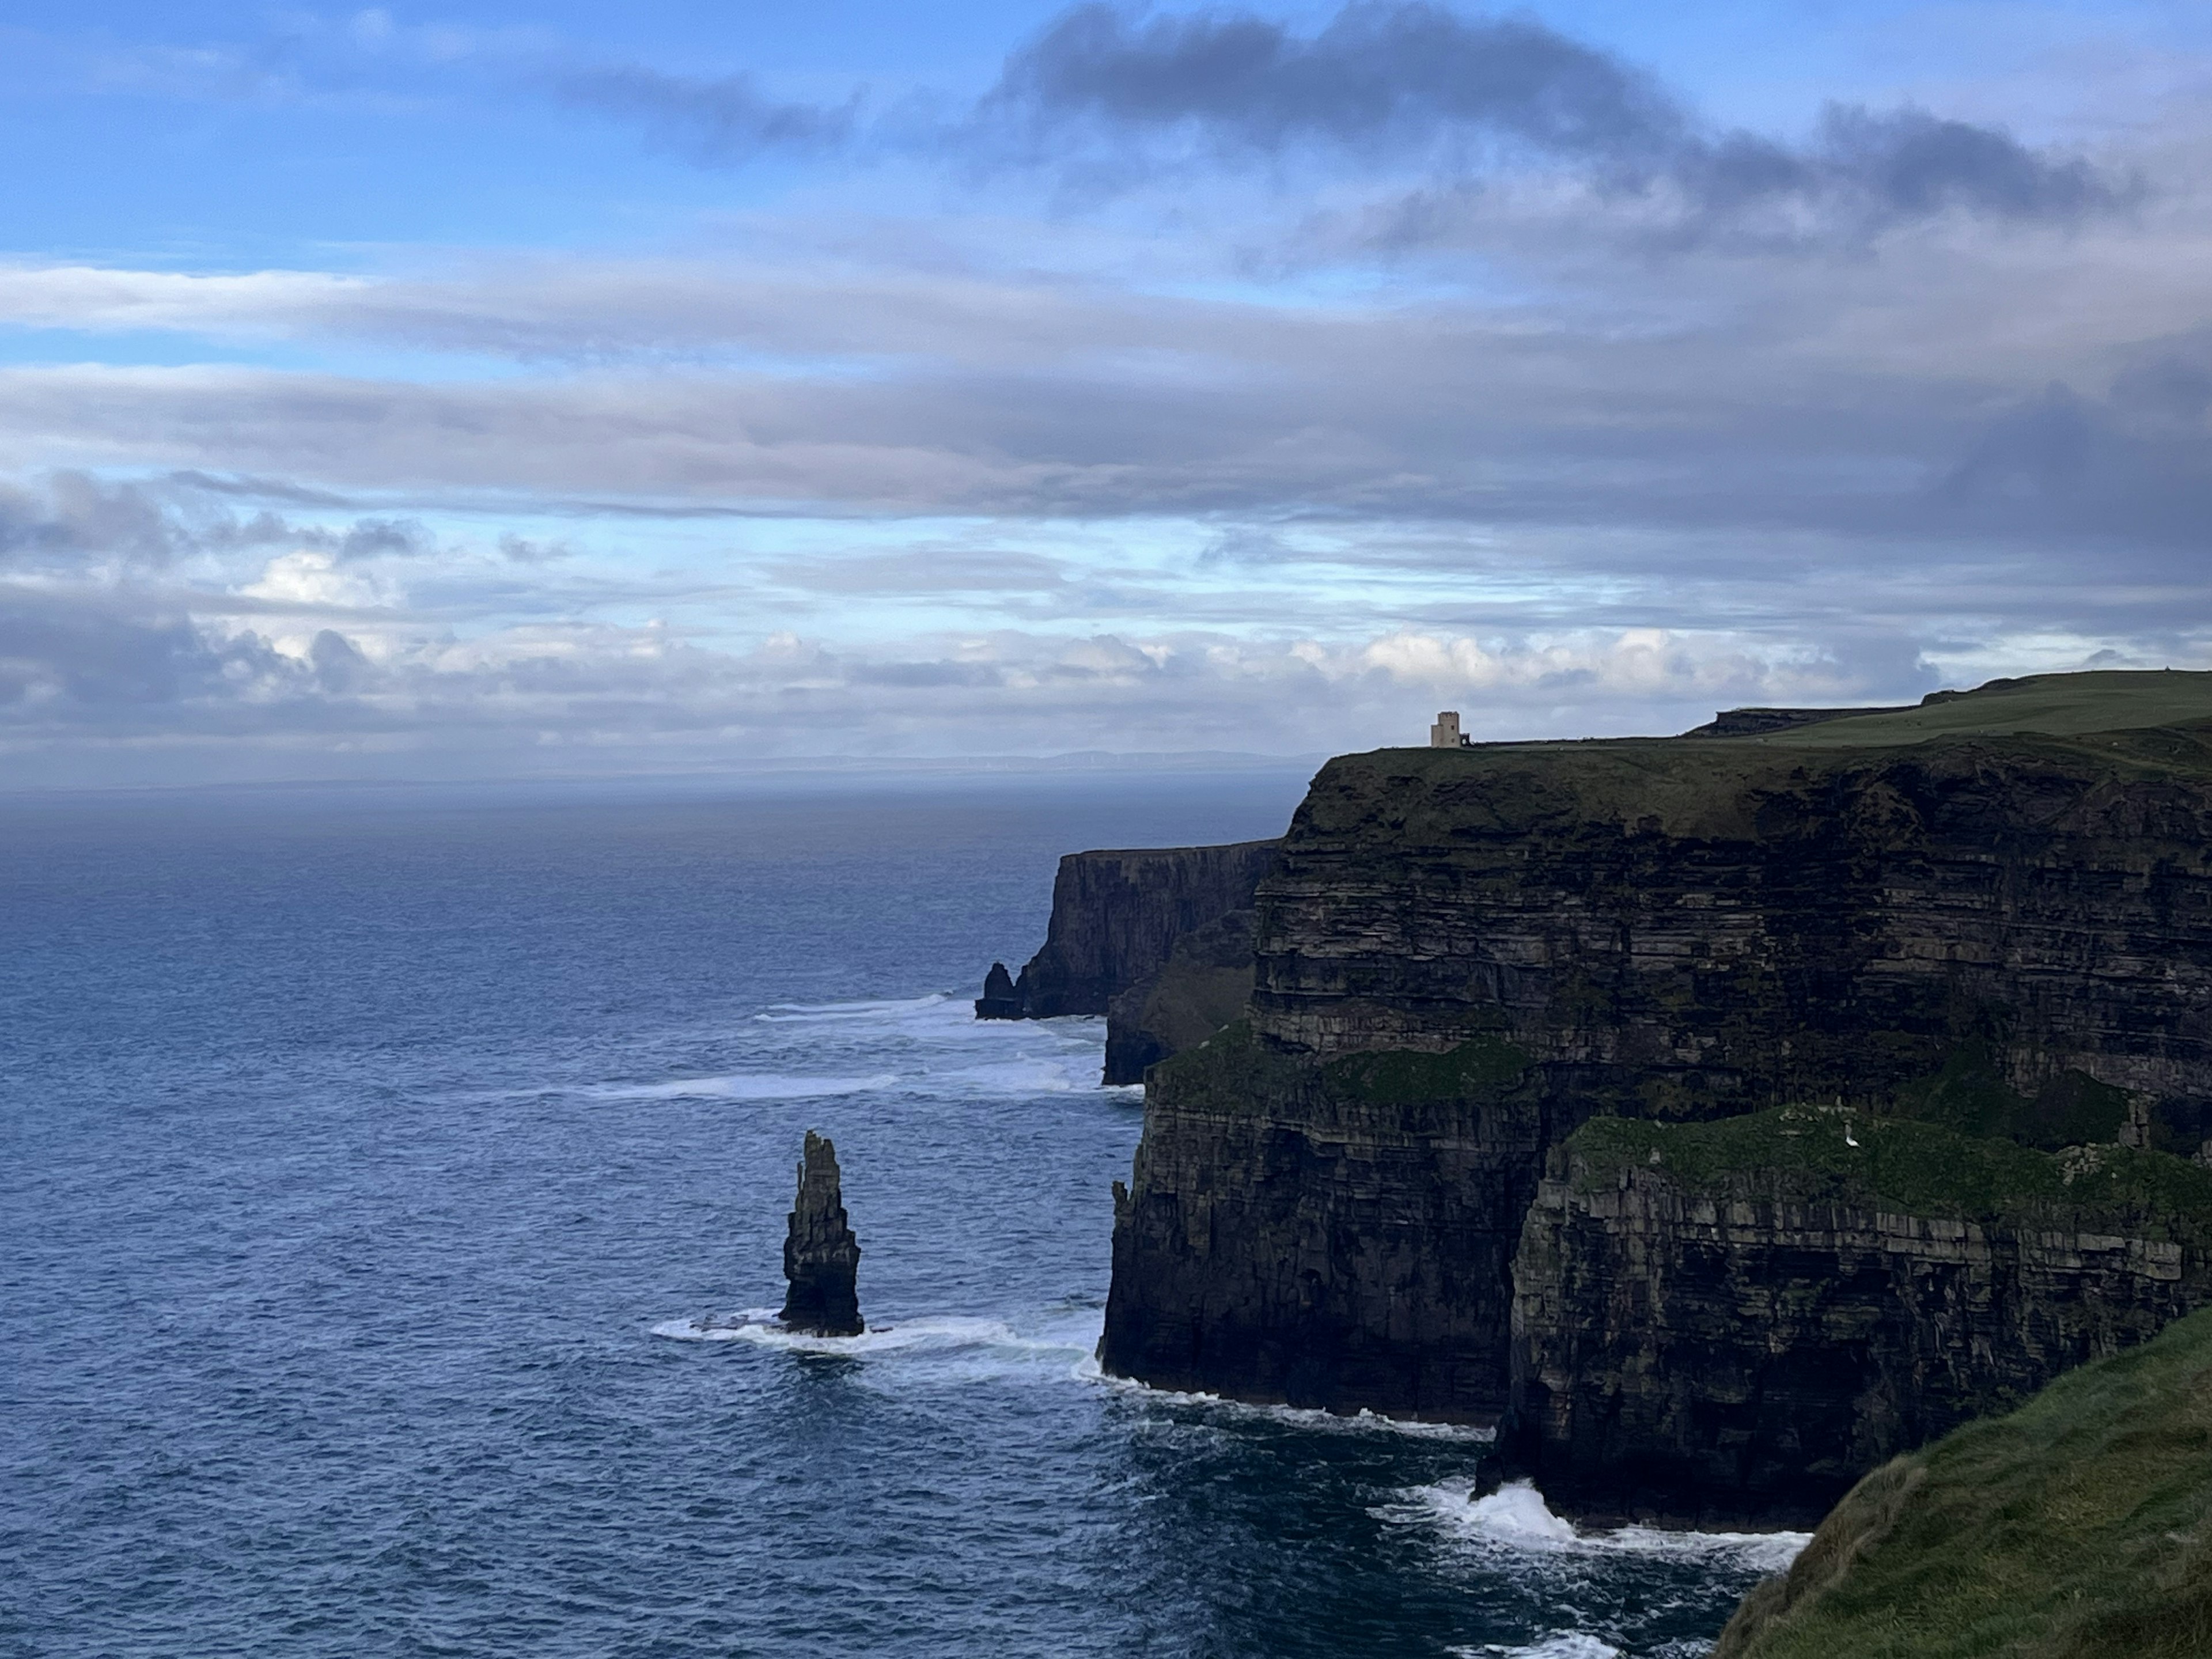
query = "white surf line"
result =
(1078, 1359, 1500, 1441)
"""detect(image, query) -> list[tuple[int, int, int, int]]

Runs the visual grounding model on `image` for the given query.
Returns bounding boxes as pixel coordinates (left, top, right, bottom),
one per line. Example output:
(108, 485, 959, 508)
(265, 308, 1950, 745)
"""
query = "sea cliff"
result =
(1711, 1302, 2212, 1657)
(1003, 838, 1280, 1018)
(978, 837, 1281, 1080)
(1100, 671, 2212, 1512)
(1509, 1109, 2212, 1525)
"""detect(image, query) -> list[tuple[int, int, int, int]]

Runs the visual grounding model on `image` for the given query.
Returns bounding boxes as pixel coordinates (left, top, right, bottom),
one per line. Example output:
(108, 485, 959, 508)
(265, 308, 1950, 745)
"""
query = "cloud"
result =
(0, 589, 1956, 782)
(0, 472, 184, 569)
(979, 2, 2127, 234)
(988, 3, 1684, 165)
(0, 471, 437, 576)
(559, 65, 858, 164)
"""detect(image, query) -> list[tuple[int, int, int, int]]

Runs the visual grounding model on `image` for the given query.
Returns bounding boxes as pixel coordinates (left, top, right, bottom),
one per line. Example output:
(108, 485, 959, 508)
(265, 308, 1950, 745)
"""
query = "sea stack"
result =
(781, 1131, 863, 1336)
(974, 961, 1022, 1019)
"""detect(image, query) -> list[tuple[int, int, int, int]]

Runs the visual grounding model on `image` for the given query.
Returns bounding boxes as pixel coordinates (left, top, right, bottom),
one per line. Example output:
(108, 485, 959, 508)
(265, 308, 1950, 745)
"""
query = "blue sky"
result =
(3, 1, 2210, 782)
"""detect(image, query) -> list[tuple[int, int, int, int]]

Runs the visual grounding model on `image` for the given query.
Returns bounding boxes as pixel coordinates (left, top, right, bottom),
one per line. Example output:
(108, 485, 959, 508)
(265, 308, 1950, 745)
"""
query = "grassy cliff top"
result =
(1301, 670, 2212, 840)
(1713, 1302, 2212, 1659)
(1741, 668, 2212, 749)
(1566, 1108, 2212, 1241)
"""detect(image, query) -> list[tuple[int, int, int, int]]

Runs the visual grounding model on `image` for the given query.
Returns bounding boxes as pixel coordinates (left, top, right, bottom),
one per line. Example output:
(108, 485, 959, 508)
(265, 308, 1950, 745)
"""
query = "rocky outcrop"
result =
(974, 962, 1022, 1020)
(1101, 910, 1257, 1085)
(1505, 1111, 2212, 1526)
(986, 839, 1281, 1019)
(781, 1131, 863, 1336)
(1102, 672, 2212, 1448)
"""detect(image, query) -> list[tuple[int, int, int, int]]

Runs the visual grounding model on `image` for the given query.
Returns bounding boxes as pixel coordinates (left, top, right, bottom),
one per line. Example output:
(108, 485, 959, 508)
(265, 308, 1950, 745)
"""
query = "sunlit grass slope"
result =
(1756, 668, 2212, 749)
(1712, 1304, 2212, 1659)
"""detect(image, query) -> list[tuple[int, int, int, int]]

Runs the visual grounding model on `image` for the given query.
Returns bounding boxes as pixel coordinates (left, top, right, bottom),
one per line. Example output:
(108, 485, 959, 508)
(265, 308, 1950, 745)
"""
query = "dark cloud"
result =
(559, 65, 857, 165)
(0, 587, 286, 710)
(990, 3, 1683, 165)
(0, 473, 434, 572)
(981, 2, 2126, 231)
(1937, 346, 2212, 546)
(308, 627, 376, 692)
(498, 532, 573, 563)
(326, 516, 431, 560)
(0, 473, 183, 567)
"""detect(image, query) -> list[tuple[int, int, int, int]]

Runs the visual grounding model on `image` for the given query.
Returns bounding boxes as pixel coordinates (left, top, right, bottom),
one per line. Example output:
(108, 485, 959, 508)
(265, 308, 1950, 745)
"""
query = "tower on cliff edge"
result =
(781, 1131, 863, 1335)
(1430, 710, 1472, 748)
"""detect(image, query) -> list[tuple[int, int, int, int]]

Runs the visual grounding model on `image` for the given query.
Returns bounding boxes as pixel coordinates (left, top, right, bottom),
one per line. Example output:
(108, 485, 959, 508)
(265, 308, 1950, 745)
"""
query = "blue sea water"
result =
(2, 772, 1802, 1659)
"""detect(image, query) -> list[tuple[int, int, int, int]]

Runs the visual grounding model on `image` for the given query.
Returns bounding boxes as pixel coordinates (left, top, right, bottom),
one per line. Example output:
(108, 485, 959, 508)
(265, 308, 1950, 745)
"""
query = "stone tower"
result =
(1430, 710, 1468, 748)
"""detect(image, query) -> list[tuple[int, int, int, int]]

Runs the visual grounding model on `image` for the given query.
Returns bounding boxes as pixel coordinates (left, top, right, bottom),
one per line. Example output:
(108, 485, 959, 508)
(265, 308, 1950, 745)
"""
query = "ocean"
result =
(2, 772, 1802, 1658)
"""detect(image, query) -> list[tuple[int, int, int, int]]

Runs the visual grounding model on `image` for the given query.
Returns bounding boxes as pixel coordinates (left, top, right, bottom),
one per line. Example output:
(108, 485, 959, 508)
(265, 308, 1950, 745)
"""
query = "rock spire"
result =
(781, 1131, 863, 1336)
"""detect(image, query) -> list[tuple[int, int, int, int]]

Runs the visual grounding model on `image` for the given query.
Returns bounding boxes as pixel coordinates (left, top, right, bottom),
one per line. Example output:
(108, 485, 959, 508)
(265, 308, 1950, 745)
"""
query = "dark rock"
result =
(1103, 1021, 1541, 1421)
(1006, 840, 1281, 1018)
(974, 961, 1023, 1020)
(1505, 1113, 2212, 1526)
(1102, 909, 1257, 1085)
(781, 1131, 863, 1336)
(1102, 672, 2212, 1454)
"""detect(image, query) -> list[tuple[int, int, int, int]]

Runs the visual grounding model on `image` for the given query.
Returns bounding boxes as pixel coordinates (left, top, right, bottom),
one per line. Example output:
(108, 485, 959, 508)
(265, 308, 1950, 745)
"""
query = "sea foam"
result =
(1449, 1636, 1622, 1659)
(1385, 1479, 1811, 1571)
(653, 1308, 1102, 1371)
(589, 1071, 898, 1102)
(1077, 1359, 1499, 1441)
(586, 992, 1126, 1105)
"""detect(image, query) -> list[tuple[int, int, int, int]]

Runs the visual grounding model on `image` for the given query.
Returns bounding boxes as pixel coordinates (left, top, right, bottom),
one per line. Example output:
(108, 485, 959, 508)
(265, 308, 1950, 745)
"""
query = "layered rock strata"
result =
(1101, 909, 1257, 1085)
(1103, 673, 2212, 1444)
(991, 839, 1281, 1018)
(1505, 1111, 2212, 1525)
(781, 1131, 863, 1336)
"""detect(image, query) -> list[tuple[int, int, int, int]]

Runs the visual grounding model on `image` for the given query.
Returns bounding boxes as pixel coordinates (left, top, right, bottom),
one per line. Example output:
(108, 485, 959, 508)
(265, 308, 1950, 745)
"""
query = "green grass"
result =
(1566, 1108, 2212, 1243)
(1750, 668, 2212, 749)
(1712, 1304, 2212, 1658)
(1310, 671, 2212, 848)
(1320, 1033, 1529, 1104)
(1892, 1039, 2136, 1151)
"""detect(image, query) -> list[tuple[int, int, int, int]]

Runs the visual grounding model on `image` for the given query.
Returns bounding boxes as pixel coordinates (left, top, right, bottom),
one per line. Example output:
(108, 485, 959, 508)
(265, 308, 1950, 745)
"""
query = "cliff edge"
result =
(1509, 1108, 2212, 1525)
(999, 839, 1281, 1019)
(1103, 670, 2212, 1480)
(1711, 1302, 2212, 1658)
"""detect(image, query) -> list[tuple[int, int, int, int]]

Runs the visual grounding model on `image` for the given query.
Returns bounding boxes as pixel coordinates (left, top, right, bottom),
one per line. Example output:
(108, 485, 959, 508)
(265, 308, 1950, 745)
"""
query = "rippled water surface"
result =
(3, 774, 1800, 1658)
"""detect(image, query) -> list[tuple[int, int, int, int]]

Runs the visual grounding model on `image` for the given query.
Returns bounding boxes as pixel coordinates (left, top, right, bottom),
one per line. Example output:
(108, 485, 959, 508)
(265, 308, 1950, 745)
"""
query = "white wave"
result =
(653, 1310, 1100, 1362)
(588, 1071, 898, 1102)
(1450, 1637, 1620, 1659)
(1386, 1479, 1810, 1571)
(1467, 1480, 1580, 1545)
(919, 1055, 1114, 1095)
(753, 994, 959, 1023)
(1079, 1361, 1498, 1441)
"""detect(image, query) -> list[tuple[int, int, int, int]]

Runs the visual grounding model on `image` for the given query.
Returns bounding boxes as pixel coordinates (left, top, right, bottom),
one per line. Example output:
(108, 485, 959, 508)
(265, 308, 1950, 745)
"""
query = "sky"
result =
(3, 0, 2211, 785)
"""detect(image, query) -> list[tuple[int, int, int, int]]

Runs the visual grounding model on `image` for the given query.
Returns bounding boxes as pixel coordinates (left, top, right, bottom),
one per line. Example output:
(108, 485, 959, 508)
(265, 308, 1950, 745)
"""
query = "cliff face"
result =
(1101, 909, 1257, 1085)
(1105, 1023, 1541, 1414)
(1508, 1111, 2212, 1526)
(1710, 1304, 2212, 1659)
(1102, 673, 2212, 1437)
(1010, 839, 1281, 1018)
